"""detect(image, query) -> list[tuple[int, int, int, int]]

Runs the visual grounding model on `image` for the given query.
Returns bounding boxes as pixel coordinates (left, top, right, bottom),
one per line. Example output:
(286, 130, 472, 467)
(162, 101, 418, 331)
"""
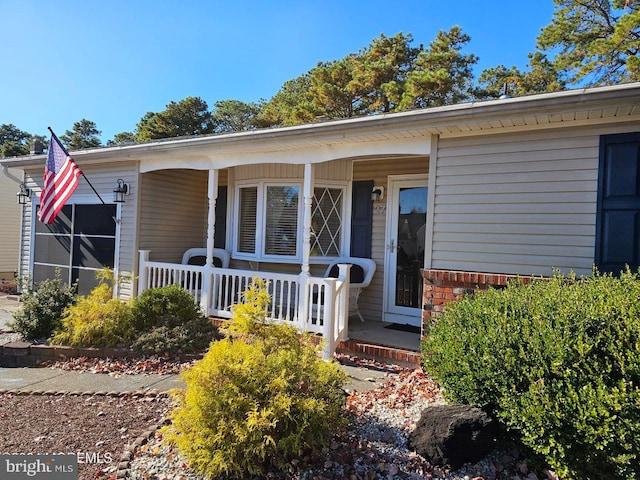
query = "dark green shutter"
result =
(596, 133, 640, 274)
(350, 180, 374, 258)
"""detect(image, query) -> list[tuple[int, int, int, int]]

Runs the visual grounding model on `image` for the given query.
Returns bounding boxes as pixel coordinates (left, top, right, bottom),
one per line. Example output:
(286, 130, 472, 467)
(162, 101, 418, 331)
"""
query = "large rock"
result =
(408, 404, 498, 469)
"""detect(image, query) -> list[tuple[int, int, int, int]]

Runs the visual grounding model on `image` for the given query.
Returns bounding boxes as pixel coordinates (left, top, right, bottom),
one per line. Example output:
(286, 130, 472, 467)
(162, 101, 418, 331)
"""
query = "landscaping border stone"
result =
(0, 341, 202, 367)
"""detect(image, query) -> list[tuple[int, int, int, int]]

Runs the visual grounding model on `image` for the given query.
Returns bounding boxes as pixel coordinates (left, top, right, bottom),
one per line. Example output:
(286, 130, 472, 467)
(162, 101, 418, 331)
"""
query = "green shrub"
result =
(51, 271, 134, 347)
(130, 284, 218, 355)
(11, 273, 76, 340)
(132, 317, 218, 355)
(129, 283, 203, 332)
(422, 270, 640, 479)
(163, 279, 348, 478)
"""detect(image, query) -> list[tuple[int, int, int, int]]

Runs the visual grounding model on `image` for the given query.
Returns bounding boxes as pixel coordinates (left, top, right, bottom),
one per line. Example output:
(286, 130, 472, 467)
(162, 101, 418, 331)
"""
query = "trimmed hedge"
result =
(422, 270, 640, 479)
(130, 284, 219, 354)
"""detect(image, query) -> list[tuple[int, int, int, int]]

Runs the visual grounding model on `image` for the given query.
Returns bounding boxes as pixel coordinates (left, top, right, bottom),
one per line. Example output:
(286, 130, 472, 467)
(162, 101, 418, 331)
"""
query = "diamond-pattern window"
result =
(311, 187, 343, 257)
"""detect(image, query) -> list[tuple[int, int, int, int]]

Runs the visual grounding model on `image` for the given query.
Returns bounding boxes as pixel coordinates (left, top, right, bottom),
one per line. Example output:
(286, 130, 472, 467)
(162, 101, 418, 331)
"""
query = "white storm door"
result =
(383, 176, 428, 326)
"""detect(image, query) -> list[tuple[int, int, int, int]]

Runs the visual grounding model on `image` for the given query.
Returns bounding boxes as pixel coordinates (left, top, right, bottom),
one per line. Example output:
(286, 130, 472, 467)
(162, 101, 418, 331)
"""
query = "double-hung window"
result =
(234, 181, 346, 262)
(236, 182, 301, 260)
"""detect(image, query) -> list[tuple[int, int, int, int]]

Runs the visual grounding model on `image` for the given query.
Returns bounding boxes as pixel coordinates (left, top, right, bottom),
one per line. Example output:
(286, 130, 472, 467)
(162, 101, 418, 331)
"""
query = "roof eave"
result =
(2, 82, 640, 169)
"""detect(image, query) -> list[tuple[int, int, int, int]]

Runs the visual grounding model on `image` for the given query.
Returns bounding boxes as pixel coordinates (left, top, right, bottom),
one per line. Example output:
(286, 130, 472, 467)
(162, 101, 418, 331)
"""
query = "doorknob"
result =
(388, 239, 395, 252)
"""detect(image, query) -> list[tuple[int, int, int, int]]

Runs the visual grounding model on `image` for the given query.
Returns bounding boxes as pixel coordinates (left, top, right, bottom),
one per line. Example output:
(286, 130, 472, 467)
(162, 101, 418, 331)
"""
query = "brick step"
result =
(337, 338, 421, 366)
(211, 317, 421, 366)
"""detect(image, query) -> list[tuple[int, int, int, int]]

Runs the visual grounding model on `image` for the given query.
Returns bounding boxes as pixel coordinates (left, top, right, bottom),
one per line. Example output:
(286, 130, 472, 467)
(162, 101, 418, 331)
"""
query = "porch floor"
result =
(347, 318, 421, 351)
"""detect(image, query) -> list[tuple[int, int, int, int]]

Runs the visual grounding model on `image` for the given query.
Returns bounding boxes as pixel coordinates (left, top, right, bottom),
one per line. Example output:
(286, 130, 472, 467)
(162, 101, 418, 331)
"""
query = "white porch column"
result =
(201, 169, 218, 316)
(206, 169, 219, 267)
(299, 163, 314, 324)
(301, 163, 314, 276)
(138, 250, 150, 295)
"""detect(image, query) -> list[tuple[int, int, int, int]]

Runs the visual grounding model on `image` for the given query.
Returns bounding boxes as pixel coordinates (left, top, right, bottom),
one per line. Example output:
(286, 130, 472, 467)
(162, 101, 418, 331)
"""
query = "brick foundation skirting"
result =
(421, 268, 536, 333)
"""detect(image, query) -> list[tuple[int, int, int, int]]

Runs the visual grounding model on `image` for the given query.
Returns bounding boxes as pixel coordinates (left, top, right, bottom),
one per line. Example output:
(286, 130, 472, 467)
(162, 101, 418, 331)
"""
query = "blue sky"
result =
(2, 1, 556, 144)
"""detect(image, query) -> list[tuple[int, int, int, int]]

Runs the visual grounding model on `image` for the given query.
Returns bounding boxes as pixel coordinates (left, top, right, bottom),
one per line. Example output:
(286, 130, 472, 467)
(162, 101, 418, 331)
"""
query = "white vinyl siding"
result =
(0, 174, 22, 277)
(138, 169, 208, 263)
(232, 160, 352, 182)
(234, 163, 303, 181)
(430, 125, 640, 277)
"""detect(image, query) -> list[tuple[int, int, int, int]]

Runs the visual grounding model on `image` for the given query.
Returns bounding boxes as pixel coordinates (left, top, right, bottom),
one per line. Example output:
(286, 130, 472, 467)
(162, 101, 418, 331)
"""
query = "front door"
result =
(384, 176, 428, 326)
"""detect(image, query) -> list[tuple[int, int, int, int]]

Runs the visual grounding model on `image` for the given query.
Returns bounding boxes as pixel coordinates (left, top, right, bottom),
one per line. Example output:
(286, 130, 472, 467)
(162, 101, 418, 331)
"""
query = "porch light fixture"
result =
(113, 179, 129, 203)
(371, 186, 384, 202)
(16, 183, 31, 205)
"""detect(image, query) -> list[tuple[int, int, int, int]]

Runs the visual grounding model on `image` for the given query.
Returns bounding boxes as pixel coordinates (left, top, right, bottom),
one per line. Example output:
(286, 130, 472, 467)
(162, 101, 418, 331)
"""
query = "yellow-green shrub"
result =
(163, 279, 348, 478)
(51, 272, 134, 347)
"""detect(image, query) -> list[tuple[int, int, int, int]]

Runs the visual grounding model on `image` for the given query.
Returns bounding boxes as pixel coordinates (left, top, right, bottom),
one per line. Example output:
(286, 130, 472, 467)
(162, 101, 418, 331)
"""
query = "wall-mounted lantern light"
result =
(113, 179, 129, 203)
(371, 186, 384, 202)
(16, 183, 31, 205)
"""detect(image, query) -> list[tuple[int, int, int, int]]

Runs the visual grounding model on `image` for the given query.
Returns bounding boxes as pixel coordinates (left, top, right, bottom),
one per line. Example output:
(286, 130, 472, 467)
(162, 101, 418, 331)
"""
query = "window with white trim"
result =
(234, 181, 346, 262)
(237, 186, 257, 254)
(265, 185, 299, 256)
(235, 182, 301, 259)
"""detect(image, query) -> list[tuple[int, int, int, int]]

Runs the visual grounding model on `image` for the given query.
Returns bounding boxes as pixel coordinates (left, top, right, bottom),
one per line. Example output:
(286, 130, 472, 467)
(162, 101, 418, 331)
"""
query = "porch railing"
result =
(138, 250, 350, 359)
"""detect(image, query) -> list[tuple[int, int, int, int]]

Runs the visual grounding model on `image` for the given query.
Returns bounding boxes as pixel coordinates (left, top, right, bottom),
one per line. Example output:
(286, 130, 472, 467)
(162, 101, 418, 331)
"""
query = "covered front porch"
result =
(131, 125, 430, 359)
(135, 157, 425, 359)
(137, 161, 364, 359)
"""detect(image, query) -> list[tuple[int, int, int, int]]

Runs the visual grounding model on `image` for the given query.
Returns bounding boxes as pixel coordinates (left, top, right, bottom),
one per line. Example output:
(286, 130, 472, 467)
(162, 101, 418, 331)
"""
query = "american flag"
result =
(38, 134, 82, 224)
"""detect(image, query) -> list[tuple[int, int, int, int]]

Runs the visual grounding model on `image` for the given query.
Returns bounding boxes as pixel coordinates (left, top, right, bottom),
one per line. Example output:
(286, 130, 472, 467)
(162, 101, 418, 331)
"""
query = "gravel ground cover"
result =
(124, 357, 555, 480)
(0, 336, 556, 479)
(0, 392, 171, 480)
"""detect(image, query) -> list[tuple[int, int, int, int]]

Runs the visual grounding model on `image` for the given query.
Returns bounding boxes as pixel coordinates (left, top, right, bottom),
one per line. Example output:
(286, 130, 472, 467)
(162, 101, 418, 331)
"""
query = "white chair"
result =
(181, 247, 231, 268)
(324, 257, 376, 322)
(179, 248, 231, 293)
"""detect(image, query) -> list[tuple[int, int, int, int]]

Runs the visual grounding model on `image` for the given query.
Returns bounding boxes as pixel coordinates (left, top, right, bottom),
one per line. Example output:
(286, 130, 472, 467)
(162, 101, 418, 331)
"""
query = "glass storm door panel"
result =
(33, 203, 117, 295)
(384, 177, 428, 326)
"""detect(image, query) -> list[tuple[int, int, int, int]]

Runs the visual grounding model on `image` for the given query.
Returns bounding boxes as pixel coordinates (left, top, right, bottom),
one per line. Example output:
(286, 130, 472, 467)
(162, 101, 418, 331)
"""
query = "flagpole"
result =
(48, 127, 106, 205)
